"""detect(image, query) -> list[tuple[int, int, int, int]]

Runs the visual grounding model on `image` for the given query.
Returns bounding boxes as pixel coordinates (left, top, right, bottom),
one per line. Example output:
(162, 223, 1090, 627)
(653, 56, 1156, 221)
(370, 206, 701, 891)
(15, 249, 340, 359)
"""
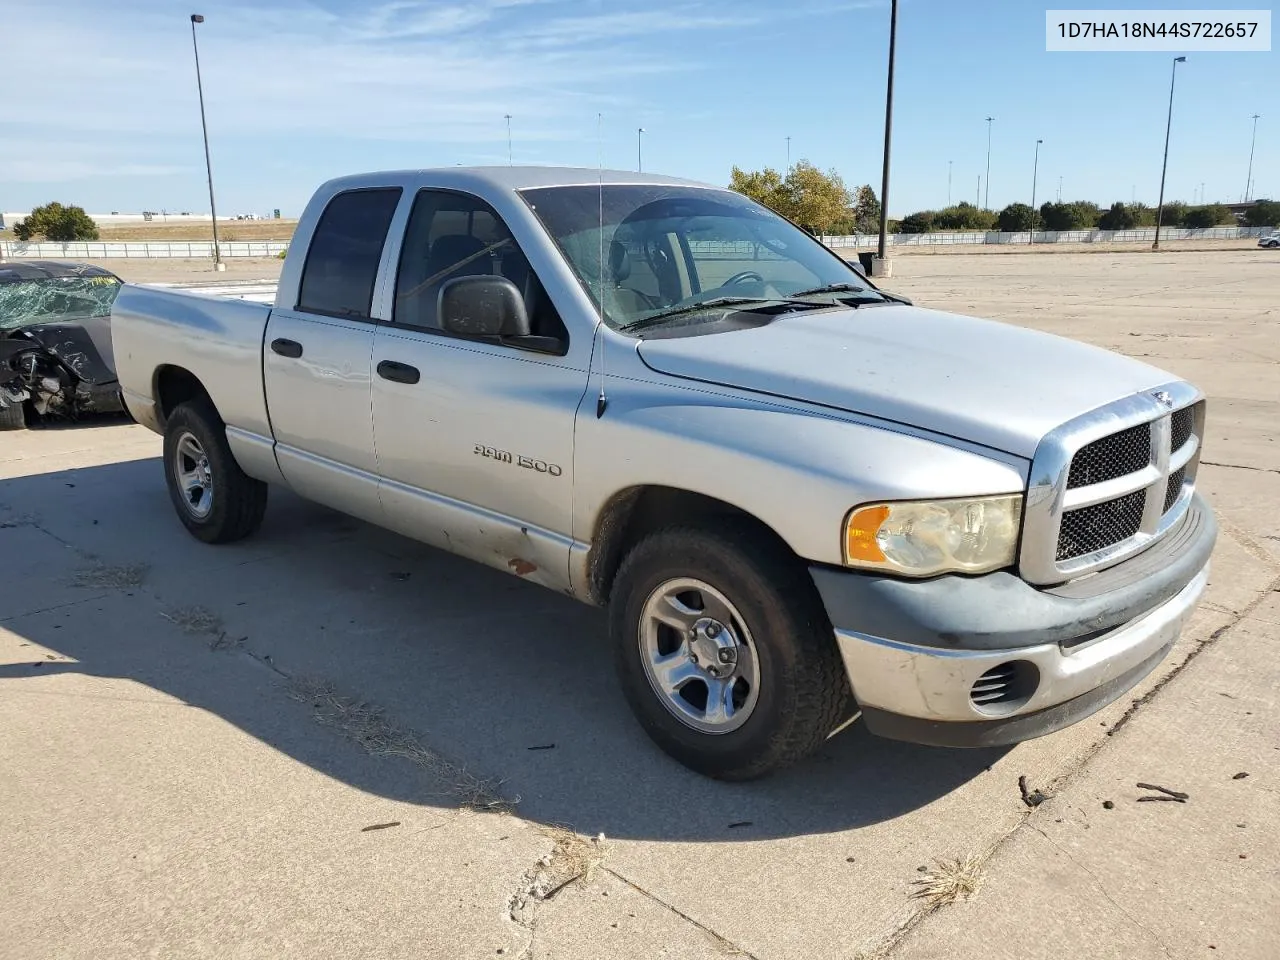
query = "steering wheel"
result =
(722, 270, 764, 287)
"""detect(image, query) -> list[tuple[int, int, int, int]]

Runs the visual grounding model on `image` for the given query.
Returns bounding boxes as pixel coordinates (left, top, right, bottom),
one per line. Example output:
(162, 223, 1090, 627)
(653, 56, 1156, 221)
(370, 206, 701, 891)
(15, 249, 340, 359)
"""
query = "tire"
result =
(609, 523, 849, 780)
(0, 401, 25, 431)
(163, 400, 267, 543)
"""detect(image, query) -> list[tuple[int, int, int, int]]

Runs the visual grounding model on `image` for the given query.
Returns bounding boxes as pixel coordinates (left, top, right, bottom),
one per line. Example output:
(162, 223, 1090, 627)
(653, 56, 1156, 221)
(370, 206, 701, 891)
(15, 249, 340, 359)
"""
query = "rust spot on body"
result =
(508, 558, 537, 576)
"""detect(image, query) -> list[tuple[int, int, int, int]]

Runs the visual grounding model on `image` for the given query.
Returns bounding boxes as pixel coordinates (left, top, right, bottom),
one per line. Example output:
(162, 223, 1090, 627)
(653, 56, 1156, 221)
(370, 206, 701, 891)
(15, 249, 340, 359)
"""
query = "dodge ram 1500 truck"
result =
(111, 167, 1216, 780)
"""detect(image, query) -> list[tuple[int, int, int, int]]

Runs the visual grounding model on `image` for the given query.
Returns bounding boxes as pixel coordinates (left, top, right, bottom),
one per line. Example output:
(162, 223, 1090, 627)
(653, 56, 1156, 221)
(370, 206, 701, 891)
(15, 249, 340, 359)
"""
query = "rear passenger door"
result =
(264, 187, 401, 524)
(370, 189, 589, 587)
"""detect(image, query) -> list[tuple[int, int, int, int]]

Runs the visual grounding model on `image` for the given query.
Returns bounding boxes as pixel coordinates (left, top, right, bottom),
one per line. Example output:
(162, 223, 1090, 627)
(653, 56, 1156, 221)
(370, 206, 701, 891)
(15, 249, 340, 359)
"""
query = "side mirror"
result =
(438, 276, 531, 338)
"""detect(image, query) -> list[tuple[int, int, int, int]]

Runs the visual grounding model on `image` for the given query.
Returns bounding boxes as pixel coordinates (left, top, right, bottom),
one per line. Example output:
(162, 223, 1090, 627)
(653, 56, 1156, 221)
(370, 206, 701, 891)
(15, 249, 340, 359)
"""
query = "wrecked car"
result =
(0, 261, 125, 429)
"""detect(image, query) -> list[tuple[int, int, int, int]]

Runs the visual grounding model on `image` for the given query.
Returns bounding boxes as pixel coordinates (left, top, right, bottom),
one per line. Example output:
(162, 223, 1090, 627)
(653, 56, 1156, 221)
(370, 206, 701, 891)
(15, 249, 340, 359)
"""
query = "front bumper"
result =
(810, 494, 1215, 747)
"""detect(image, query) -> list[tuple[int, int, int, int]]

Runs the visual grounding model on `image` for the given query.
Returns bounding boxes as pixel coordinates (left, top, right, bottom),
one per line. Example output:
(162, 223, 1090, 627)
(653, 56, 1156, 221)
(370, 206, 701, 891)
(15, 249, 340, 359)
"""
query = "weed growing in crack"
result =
(910, 856, 982, 906)
(160, 605, 223, 635)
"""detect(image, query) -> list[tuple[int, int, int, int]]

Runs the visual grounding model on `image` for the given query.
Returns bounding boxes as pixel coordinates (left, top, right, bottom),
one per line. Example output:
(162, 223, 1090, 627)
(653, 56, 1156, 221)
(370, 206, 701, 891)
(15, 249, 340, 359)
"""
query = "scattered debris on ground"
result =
(1136, 782, 1189, 802)
(910, 856, 983, 906)
(1018, 775, 1049, 807)
(160, 605, 223, 635)
(361, 821, 401, 832)
(208, 633, 248, 652)
(727, 821, 753, 829)
(526, 743, 555, 751)
(72, 563, 148, 589)
(287, 677, 512, 813)
(1232, 772, 1249, 780)
(509, 828, 610, 935)
(1102, 800, 1115, 809)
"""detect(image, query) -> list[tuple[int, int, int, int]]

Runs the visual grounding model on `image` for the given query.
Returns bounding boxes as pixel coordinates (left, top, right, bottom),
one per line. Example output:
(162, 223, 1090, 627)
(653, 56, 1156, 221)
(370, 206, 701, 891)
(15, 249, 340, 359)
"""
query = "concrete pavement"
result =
(1, 249, 1277, 959)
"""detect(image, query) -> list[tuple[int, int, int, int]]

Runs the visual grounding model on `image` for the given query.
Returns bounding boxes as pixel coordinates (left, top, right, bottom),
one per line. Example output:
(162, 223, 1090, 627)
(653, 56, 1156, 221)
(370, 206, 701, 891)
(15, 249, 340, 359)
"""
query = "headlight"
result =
(843, 495, 1022, 577)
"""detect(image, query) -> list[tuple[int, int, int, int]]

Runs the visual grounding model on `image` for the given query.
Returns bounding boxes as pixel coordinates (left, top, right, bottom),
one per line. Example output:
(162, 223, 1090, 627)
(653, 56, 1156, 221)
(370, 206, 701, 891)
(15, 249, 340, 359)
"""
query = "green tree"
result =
(1128, 202, 1158, 227)
(852, 184, 881, 234)
(1098, 202, 1137, 230)
(1158, 201, 1188, 227)
(1243, 199, 1280, 228)
(934, 202, 997, 231)
(1039, 200, 1100, 231)
(898, 210, 935, 234)
(12, 202, 100, 241)
(1182, 203, 1235, 228)
(781, 161, 852, 237)
(728, 166, 790, 216)
(997, 203, 1035, 232)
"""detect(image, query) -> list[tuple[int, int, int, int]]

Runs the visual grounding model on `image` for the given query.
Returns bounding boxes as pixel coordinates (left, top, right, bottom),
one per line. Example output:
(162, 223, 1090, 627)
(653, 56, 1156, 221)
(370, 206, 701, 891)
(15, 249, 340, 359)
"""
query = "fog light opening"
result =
(969, 660, 1040, 717)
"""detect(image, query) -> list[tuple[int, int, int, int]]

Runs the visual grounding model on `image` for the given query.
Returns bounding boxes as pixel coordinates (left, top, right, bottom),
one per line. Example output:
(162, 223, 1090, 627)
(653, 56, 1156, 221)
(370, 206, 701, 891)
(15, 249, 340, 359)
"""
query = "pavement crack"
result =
(1029, 825, 1175, 959)
(1200, 460, 1280, 476)
(601, 866, 760, 959)
(0, 593, 108, 624)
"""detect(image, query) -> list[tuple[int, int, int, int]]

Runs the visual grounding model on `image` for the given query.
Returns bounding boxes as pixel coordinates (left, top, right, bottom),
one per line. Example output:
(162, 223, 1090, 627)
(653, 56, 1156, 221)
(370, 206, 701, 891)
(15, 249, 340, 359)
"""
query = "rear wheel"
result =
(163, 401, 267, 543)
(609, 524, 849, 780)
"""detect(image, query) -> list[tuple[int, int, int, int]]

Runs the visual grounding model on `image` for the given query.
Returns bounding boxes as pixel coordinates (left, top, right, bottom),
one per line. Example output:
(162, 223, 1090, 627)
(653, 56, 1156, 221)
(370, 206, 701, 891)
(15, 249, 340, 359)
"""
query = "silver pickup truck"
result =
(112, 167, 1216, 779)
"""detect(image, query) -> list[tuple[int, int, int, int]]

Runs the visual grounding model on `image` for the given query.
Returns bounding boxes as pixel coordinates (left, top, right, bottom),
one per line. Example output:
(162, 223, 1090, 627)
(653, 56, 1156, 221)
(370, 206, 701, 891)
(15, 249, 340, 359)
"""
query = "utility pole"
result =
(504, 114, 512, 165)
(1153, 56, 1187, 251)
(984, 116, 994, 209)
(947, 159, 953, 206)
(875, 0, 898, 272)
(1057, 175, 1063, 202)
(785, 136, 791, 169)
(1030, 139, 1043, 243)
(976, 175, 981, 208)
(637, 127, 645, 172)
(1245, 113, 1261, 201)
(189, 14, 222, 270)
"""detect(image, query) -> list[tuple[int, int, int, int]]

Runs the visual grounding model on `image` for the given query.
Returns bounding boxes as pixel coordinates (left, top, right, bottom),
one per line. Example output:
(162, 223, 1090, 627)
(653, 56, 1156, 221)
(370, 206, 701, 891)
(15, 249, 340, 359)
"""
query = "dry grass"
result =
(287, 677, 511, 813)
(96, 220, 297, 241)
(910, 856, 983, 906)
(160, 605, 224, 635)
(72, 563, 148, 589)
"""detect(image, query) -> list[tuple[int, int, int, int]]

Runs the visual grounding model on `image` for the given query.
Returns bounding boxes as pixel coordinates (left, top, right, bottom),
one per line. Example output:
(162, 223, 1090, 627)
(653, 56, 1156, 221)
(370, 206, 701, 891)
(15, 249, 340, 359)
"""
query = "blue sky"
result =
(3, 0, 1274, 216)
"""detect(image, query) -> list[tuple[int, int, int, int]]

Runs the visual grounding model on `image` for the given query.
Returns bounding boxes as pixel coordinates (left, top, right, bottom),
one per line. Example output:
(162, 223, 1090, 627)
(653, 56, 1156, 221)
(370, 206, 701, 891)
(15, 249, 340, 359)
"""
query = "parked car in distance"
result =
(109, 167, 1216, 779)
(0, 261, 125, 429)
(1259, 232, 1280, 248)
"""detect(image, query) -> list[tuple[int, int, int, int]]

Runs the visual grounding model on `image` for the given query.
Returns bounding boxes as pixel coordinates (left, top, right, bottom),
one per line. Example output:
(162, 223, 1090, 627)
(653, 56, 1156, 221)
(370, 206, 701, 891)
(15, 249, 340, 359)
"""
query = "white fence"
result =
(824, 225, 1272, 248)
(0, 240, 288, 259)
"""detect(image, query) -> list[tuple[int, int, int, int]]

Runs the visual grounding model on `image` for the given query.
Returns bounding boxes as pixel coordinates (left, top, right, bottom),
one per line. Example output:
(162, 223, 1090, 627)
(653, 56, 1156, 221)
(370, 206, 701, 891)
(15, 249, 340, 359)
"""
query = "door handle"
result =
(270, 338, 303, 358)
(377, 360, 421, 385)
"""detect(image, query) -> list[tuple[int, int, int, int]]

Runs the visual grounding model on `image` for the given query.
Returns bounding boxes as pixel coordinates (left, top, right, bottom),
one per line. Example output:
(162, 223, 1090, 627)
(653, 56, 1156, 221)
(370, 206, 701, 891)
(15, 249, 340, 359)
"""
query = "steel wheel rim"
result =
(638, 577, 761, 735)
(173, 431, 214, 520)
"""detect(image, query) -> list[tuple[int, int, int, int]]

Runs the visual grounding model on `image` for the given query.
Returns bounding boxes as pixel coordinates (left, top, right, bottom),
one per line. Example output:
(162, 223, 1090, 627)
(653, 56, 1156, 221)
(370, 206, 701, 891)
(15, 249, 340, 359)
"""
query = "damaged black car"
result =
(0, 261, 125, 430)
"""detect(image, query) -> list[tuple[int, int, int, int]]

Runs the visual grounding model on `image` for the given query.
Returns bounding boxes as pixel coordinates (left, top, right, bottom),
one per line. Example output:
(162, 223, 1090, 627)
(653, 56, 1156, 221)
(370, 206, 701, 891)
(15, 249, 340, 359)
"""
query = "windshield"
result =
(0, 275, 122, 329)
(520, 185, 882, 331)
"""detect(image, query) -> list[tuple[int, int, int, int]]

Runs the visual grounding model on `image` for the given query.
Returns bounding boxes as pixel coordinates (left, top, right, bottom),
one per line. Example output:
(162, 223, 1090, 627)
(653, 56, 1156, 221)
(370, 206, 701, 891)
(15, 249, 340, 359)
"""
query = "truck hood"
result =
(635, 304, 1173, 458)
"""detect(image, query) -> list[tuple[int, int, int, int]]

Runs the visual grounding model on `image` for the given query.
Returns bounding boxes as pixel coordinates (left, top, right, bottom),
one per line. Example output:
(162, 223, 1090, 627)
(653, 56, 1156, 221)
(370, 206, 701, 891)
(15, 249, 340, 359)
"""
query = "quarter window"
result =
(297, 188, 402, 320)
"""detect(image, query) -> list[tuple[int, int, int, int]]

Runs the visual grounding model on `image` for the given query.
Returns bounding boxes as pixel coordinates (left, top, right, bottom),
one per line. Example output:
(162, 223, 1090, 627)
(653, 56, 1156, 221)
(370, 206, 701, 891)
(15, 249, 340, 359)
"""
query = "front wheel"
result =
(609, 524, 850, 780)
(163, 401, 267, 543)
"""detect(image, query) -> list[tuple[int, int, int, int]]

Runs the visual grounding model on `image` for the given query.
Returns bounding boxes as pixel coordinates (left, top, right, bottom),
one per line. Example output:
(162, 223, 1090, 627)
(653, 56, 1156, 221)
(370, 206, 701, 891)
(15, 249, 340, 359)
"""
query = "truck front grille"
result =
(1019, 387, 1205, 584)
(1066, 423, 1152, 489)
(1056, 490, 1146, 561)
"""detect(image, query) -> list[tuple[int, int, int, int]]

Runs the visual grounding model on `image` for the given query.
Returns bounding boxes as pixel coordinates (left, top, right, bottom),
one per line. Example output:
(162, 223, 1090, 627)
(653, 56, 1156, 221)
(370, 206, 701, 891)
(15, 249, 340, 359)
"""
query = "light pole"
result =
(785, 136, 791, 169)
(875, 0, 898, 270)
(1058, 175, 1063, 202)
(984, 116, 994, 209)
(504, 114, 512, 165)
(189, 14, 222, 270)
(1029, 139, 1043, 243)
(947, 159, 952, 206)
(1153, 56, 1187, 251)
(1245, 113, 1261, 201)
(637, 127, 645, 172)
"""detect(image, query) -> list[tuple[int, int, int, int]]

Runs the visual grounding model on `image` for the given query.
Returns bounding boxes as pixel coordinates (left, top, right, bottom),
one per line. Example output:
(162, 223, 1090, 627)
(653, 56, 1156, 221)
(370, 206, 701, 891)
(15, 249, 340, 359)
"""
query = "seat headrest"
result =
(607, 240, 631, 283)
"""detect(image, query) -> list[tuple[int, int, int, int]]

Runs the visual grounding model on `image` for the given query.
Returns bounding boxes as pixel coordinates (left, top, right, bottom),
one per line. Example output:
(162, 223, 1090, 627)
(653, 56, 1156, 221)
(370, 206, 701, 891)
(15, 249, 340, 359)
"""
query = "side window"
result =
(297, 188, 402, 320)
(393, 190, 566, 342)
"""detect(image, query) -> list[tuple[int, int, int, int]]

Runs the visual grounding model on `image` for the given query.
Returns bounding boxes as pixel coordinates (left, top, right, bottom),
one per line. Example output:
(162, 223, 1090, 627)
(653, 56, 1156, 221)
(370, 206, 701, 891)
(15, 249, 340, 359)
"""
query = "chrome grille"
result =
(1019, 385, 1205, 585)
(1066, 423, 1152, 489)
(1056, 490, 1146, 561)
(1170, 406, 1194, 453)
(1164, 465, 1187, 513)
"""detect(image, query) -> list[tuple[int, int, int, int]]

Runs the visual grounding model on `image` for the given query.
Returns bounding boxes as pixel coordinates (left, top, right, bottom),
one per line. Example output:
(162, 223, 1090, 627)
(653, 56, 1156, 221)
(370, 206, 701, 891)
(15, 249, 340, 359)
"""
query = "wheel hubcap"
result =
(638, 577, 761, 734)
(173, 431, 214, 519)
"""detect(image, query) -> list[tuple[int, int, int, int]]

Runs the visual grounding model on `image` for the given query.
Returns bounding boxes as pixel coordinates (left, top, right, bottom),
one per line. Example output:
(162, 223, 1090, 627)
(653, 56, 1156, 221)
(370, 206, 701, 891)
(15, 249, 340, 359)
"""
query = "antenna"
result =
(595, 112, 608, 419)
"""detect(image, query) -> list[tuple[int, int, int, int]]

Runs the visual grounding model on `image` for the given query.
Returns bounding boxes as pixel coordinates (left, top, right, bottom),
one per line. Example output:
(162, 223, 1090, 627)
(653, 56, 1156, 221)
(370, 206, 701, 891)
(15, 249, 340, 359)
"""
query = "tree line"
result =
(727, 162, 1278, 236)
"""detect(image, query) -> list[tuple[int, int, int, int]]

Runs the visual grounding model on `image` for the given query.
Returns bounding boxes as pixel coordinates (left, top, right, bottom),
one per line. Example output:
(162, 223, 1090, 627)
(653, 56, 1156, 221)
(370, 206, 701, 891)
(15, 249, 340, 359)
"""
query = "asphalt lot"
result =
(2, 249, 1277, 959)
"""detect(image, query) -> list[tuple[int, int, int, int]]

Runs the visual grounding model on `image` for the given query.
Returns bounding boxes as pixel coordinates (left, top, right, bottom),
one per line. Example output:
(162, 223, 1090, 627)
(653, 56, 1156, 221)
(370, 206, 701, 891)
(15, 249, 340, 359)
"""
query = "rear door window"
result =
(297, 188, 402, 320)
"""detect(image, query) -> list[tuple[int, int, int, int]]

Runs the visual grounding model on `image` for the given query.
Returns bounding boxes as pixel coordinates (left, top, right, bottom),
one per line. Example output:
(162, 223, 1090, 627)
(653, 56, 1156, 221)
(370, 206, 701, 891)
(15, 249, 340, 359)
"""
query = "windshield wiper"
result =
(617, 296, 787, 332)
